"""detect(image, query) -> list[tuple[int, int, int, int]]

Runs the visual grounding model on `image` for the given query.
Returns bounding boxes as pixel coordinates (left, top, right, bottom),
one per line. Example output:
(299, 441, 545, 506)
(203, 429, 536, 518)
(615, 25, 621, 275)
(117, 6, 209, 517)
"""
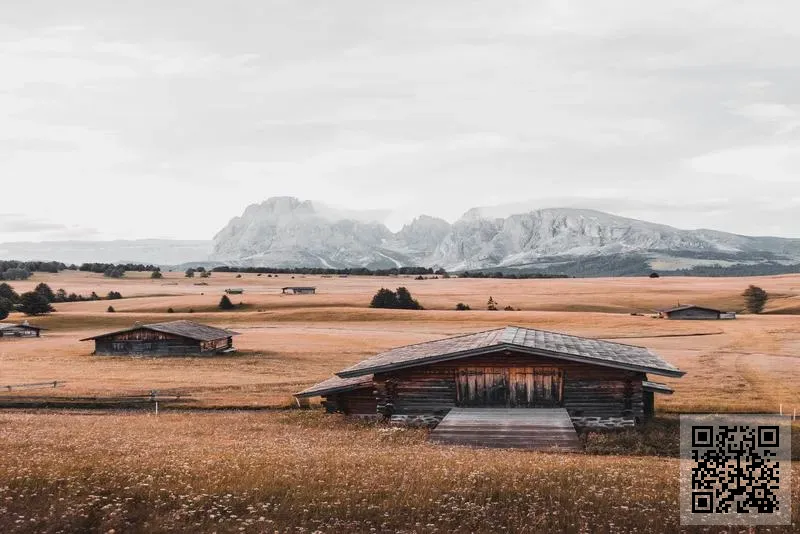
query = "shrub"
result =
(236, 274, 242, 278)
(649, 272, 660, 279)
(455, 302, 470, 311)
(188, 308, 194, 313)
(487, 297, 498, 311)
(107, 291, 123, 300)
(167, 307, 175, 313)
(219, 295, 235, 310)
(200, 271, 211, 278)
(185, 269, 195, 278)
(151, 270, 163, 279)
(103, 266, 125, 278)
(107, 306, 115, 313)
(18, 292, 55, 316)
(503, 305, 515, 311)
(742, 285, 768, 314)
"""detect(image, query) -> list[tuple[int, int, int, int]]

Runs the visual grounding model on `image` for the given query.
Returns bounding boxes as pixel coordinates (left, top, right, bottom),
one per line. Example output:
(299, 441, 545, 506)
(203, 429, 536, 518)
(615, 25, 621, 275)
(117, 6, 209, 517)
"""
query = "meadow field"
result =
(1, 270, 799, 532)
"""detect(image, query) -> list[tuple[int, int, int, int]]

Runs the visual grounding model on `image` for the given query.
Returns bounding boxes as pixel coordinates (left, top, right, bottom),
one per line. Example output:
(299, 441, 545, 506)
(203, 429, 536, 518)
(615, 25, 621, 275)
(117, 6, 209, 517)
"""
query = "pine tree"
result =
(18, 292, 54, 316)
(395, 287, 423, 310)
(34, 283, 55, 303)
(219, 295, 235, 310)
(370, 288, 398, 309)
(742, 285, 768, 314)
(487, 296, 498, 311)
(107, 305, 115, 313)
(0, 297, 12, 320)
(0, 282, 19, 303)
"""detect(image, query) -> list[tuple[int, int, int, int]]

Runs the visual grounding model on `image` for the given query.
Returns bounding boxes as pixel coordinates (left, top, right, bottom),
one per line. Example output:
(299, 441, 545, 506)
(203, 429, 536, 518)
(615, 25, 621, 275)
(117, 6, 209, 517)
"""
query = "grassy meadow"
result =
(1, 270, 800, 532)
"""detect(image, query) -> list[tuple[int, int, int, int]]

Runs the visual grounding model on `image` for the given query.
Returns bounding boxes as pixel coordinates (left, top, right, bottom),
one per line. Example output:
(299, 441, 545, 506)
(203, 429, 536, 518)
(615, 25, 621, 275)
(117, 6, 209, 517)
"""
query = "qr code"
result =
(680, 415, 791, 526)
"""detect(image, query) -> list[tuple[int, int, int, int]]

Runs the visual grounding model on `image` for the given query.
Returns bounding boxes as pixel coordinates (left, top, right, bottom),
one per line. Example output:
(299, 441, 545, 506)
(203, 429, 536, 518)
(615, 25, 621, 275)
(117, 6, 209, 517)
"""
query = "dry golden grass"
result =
(1, 410, 796, 533)
(1, 271, 800, 532)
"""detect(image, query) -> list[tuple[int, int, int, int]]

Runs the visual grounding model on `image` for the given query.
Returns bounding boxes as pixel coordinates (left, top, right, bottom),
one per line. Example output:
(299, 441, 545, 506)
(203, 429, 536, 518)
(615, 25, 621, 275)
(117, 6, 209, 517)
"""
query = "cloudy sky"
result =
(2, 1, 800, 242)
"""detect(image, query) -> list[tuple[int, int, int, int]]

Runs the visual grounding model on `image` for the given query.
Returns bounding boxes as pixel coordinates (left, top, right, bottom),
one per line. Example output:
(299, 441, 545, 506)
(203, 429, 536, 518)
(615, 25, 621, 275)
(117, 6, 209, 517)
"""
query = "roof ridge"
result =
(502, 324, 649, 351)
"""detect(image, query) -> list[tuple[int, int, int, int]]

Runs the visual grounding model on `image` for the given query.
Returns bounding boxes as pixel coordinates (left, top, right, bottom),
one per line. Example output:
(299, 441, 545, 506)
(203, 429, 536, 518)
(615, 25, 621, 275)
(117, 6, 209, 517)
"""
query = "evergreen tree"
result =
(0, 282, 20, 303)
(18, 292, 54, 316)
(395, 287, 423, 310)
(107, 305, 115, 313)
(370, 288, 398, 308)
(455, 302, 470, 311)
(742, 285, 768, 314)
(34, 282, 56, 302)
(185, 268, 196, 278)
(55, 289, 68, 302)
(0, 297, 12, 320)
(487, 296, 498, 311)
(151, 270, 163, 279)
(219, 295, 235, 310)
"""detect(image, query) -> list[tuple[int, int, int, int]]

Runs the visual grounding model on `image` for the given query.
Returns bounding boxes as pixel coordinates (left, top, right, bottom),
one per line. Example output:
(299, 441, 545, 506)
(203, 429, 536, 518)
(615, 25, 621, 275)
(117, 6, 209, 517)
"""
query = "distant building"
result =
(0, 322, 43, 338)
(224, 288, 244, 294)
(282, 286, 316, 294)
(657, 305, 734, 320)
(81, 320, 239, 356)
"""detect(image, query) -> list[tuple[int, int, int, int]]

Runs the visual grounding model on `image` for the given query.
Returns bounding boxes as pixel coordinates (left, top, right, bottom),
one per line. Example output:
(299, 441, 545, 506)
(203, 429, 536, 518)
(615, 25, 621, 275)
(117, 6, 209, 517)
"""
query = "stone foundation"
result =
(389, 414, 443, 428)
(571, 416, 636, 429)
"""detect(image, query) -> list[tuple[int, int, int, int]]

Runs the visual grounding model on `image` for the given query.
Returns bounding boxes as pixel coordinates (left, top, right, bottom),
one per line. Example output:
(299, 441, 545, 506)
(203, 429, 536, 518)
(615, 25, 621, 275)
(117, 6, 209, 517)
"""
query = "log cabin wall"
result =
(374, 350, 646, 427)
(94, 330, 207, 356)
(321, 388, 378, 416)
(666, 308, 720, 320)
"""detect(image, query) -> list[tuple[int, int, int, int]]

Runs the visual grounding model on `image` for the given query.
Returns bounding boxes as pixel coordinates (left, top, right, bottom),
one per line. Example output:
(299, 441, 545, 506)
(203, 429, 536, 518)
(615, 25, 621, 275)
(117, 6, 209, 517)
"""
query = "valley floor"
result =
(1, 271, 800, 532)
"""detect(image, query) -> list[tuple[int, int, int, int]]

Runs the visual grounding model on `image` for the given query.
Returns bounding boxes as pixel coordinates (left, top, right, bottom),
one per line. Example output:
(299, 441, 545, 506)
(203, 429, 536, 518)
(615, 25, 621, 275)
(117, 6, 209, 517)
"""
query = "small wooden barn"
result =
(282, 286, 316, 294)
(225, 288, 244, 295)
(81, 320, 239, 356)
(657, 305, 731, 320)
(296, 326, 683, 431)
(0, 322, 43, 338)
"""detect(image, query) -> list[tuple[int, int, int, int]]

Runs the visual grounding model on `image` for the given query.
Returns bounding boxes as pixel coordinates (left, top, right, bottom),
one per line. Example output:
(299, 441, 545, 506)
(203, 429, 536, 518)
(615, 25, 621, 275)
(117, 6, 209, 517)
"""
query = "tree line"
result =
(0, 282, 124, 319)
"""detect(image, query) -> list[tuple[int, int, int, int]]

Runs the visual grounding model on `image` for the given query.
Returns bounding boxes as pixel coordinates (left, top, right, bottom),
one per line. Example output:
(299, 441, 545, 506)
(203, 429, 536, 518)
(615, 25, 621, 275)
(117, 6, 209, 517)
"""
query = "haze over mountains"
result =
(5, 196, 800, 275)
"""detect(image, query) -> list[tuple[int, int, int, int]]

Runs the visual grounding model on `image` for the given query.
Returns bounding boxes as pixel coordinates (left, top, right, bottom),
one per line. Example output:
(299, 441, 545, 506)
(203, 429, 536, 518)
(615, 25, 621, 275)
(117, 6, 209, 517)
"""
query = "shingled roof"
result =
(336, 326, 684, 378)
(295, 374, 374, 398)
(80, 320, 239, 342)
(657, 304, 721, 314)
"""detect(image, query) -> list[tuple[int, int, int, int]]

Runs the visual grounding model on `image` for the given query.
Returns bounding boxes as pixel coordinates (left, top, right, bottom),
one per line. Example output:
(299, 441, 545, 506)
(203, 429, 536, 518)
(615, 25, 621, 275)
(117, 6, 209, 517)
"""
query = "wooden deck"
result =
(429, 408, 581, 451)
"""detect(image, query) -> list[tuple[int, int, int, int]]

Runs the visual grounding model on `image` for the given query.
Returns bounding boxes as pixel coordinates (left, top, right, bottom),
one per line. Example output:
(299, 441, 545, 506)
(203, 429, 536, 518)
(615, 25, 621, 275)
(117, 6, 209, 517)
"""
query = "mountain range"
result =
(4, 196, 800, 276)
(209, 197, 800, 274)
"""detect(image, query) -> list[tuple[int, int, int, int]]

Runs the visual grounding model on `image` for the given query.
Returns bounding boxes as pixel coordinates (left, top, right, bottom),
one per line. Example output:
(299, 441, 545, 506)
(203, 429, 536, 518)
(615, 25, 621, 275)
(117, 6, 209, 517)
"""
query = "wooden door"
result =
(456, 367, 508, 407)
(457, 367, 563, 407)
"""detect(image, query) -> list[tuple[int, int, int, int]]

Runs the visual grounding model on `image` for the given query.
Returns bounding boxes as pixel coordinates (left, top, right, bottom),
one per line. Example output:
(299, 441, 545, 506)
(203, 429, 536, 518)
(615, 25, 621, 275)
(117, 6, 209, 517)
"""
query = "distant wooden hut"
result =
(296, 326, 683, 431)
(224, 288, 244, 295)
(657, 305, 733, 320)
(0, 322, 43, 338)
(282, 286, 316, 294)
(81, 320, 239, 356)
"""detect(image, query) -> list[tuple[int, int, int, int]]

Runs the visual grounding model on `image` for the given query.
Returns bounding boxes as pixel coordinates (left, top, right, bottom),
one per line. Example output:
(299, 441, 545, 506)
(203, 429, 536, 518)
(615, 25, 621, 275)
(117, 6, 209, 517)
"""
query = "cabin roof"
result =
(657, 304, 721, 314)
(294, 374, 374, 398)
(80, 320, 239, 342)
(642, 380, 674, 394)
(282, 286, 316, 290)
(336, 326, 684, 379)
(0, 323, 44, 331)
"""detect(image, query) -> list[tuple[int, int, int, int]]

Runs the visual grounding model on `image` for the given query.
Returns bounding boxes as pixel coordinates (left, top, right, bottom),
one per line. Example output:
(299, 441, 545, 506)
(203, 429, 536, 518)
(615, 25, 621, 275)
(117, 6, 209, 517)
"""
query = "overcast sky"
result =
(2, 1, 800, 242)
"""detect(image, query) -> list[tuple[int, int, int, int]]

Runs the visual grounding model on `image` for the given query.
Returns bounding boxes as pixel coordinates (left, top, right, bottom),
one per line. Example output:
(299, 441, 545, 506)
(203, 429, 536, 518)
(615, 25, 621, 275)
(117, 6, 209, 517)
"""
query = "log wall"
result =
(373, 350, 646, 423)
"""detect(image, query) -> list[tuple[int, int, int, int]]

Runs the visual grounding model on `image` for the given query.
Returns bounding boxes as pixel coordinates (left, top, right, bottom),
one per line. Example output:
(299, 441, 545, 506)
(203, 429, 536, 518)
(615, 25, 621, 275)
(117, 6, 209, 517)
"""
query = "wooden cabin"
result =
(657, 305, 731, 320)
(282, 286, 316, 294)
(295, 326, 683, 429)
(0, 322, 43, 338)
(224, 288, 244, 295)
(81, 320, 239, 356)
